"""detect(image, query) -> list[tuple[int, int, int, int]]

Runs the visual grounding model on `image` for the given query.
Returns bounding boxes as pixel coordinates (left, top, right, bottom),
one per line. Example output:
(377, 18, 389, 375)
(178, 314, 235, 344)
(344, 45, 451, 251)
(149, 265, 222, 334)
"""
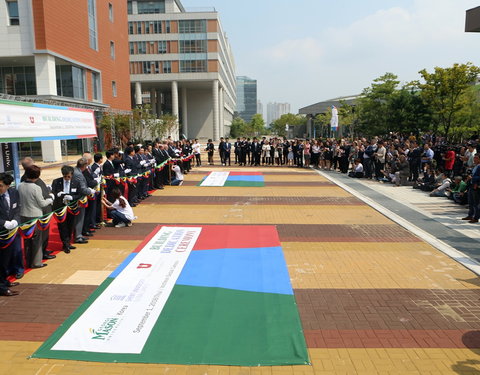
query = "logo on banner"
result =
(90, 317, 120, 341)
(29, 116, 35, 124)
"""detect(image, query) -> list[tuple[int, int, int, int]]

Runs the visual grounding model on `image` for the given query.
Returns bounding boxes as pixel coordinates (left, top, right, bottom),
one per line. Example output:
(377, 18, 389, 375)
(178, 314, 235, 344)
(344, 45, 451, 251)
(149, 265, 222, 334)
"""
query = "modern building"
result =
(235, 76, 256, 123)
(257, 99, 263, 119)
(299, 95, 360, 138)
(128, 0, 236, 140)
(0, 0, 131, 161)
(266, 102, 291, 126)
(466, 6, 480, 32)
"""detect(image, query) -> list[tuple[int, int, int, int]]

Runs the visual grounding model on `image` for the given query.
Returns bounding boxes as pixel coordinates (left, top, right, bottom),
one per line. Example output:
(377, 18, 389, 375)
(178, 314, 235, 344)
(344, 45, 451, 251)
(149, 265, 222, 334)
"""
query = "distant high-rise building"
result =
(257, 100, 263, 119)
(267, 102, 291, 125)
(236, 76, 257, 123)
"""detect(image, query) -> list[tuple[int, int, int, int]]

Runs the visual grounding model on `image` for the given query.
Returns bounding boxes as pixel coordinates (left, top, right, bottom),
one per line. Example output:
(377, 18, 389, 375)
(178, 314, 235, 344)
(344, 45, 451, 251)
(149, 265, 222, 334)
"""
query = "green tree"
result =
(98, 112, 131, 149)
(416, 62, 480, 139)
(230, 117, 248, 138)
(356, 73, 400, 136)
(132, 105, 157, 142)
(249, 114, 266, 136)
(271, 114, 307, 137)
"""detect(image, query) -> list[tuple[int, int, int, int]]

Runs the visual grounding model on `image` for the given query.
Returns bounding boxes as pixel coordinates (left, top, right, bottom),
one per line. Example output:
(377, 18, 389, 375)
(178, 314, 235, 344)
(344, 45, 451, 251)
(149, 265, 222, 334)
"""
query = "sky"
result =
(182, 0, 480, 114)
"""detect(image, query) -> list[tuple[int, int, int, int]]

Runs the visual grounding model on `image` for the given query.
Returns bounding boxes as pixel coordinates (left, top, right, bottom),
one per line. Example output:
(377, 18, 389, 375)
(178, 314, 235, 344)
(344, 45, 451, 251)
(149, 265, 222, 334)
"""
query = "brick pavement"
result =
(1, 164, 480, 374)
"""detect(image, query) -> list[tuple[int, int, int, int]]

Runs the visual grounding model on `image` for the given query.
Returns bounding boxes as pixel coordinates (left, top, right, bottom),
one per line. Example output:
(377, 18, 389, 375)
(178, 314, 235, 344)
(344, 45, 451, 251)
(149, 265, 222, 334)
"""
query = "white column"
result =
(181, 87, 188, 139)
(135, 82, 142, 106)
(156, 90, 162, 115)
(212, 79, 219, 141)
(171, 81, 179, 139)
(171, 81, 179, 119)
(150, 89, 156, 115)
(219, 86, 224, 138)
(35, 54, 62, 162)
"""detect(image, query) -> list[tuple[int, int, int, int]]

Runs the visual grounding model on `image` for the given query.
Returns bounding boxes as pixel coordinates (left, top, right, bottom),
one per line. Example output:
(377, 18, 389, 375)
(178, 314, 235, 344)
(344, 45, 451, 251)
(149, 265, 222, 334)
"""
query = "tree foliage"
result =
(353, 64, 480, 141)
(271, 114, 307, 136)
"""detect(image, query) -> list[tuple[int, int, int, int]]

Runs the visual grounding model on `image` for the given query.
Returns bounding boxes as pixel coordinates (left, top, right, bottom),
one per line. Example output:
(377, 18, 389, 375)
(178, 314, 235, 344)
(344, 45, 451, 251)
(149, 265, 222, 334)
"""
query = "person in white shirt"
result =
(102, 188, 135, 228)
(192, 139, 202, 167)
(349, 159, 364, 178)
(429, 173, 451, 197)
(171, 163, 184, 186)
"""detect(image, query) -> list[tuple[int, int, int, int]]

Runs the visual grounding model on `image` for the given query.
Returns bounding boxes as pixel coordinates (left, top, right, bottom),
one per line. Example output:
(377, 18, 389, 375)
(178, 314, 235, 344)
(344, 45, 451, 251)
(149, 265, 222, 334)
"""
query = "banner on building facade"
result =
(0, 100, 97, 142)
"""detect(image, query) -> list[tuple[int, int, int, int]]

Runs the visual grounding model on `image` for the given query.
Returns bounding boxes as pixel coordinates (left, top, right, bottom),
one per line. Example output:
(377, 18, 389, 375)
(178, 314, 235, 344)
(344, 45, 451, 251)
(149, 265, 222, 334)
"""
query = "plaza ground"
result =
(1, 162, 480, 374)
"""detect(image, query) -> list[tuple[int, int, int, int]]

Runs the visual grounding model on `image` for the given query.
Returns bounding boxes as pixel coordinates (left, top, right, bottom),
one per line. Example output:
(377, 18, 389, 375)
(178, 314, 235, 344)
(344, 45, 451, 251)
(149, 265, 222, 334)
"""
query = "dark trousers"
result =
(83, 197, 97, 233)
(375, 161, 385, 179)
(364, 158, 373, 178)
(58, 213, 74, 250)
(111, 210, 130, 225)
(127, 182, 138, 204)
(21, 216, 42, 268)
(195, 154, 201, 166)
(468, 187, 480, 220)
(224, 152, 231, 166)
(0, 238, 15, 292)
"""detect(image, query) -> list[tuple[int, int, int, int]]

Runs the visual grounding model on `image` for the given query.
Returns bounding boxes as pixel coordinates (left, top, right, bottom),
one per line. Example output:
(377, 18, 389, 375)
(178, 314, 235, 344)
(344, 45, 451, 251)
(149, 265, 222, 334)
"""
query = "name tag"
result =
(12, 203, 17, 209)
(71, 188, 77, 193)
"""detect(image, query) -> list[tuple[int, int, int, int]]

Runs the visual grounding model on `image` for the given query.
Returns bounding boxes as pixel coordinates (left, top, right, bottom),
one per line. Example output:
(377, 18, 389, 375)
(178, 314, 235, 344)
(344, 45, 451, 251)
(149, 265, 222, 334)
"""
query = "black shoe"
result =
(32, 264, 48, 269)
(43, 254, 56, 260)
(45, 250, 54, 255)
(82, 232, 93, 237)
(8, 282, 20, 287)
(69, 245, 77, 250)
(15, 273, 24, 279)
(91, 225, 101, 230)
(63, 248, 71, 254)
(75, 238, 89, 244)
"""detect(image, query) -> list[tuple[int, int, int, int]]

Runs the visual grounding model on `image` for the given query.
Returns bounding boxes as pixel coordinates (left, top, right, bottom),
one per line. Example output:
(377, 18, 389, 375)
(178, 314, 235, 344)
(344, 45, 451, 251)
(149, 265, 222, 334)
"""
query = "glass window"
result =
(87, 0, 98, 50)
(137, 41, 146, 54)
(137, 0, 165, 14)
(128, 22, 134, 34)
(162, 61, 171, 74)
(72, 66, 85, 99)
(179, 20, 206, 34)
(154, 61, 160, 74)
(56, 65, 73, 97)
(158, 41, 167, 54)
(153, 20, 162, 33)
(145, 22, 150, 34)
(92, 72, 100, 101)
(142, 61, 151, 74)
(180, 60, 207, 73)
(6, 0, 19, 25)
(108, 3, 113, 21)
(129, 42, 135, 54)
(110, 41, 115, 59)
(179, 40, 207, 53)
(165, 20, 171, 33)
(112, 81, 117, 97)
(137, 21, 142, 34)
(127, 1, 132, 14)
(24, 66, 36, 95)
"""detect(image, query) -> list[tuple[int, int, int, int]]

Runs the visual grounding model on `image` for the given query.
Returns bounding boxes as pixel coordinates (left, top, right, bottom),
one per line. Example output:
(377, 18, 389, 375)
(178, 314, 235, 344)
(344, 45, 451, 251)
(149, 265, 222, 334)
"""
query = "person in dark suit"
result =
(0, 173, 22, 296)
(91, 153, 104, 225)
(82, 152, 100, 237)
(251, 137, 261, 166)
(222, 138, 232, 166)
(218, 137, 226, 165)
(124, 146, 140, 205)
(51, 166, 81, 253)
(72, 158, 96, 244)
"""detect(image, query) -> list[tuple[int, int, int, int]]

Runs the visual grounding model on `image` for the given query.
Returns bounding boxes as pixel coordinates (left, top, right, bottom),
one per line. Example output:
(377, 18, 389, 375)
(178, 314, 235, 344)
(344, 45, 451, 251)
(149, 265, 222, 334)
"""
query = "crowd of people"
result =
(0, 138, 191, 297)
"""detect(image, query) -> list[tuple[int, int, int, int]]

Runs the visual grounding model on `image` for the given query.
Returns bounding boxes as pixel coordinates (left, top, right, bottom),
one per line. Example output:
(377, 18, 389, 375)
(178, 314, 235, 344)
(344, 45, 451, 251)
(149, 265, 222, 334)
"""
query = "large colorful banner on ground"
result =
(33, 225, 309, 366)
(199, 172, 265, 187)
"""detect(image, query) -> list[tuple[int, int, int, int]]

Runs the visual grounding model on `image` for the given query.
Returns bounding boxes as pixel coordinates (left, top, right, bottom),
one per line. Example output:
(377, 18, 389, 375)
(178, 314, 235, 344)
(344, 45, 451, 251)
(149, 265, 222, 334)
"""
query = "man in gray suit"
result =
(73, 158, 96, 244)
